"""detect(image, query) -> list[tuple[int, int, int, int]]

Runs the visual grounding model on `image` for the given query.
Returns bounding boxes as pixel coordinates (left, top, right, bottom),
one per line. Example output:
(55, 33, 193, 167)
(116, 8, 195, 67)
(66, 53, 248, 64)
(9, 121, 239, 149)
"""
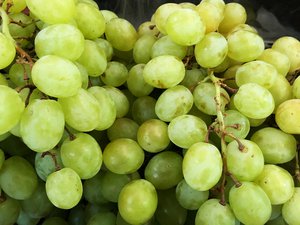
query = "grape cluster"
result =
(0, 0, 300, 225)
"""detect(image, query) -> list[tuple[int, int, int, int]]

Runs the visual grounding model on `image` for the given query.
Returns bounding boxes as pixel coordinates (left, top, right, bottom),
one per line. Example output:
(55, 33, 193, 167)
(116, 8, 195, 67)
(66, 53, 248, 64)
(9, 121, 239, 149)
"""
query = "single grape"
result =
(2, 0, 26, 13)
(201, 0, 225, 12)
(0, 195, 21, 225)
(16, 209, 40, 225)
(101, 9, 118, 23)
(100, 61, 128, 87)
(293, 76, 300, 99)
(180, 67, 207, 90)
(131, 96, 158, 124)
(282, 187, 300, 225)
(94, 38, 114, 61)
(0, 33, 16, 70)
(8, 63, 32, 87)
(133, 35, 157, 64)
(137, 21, 160, 37)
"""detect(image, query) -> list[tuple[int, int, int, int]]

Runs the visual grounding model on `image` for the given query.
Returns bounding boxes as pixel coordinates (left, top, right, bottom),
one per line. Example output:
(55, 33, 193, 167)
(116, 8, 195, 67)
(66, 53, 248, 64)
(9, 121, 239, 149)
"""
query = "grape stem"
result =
(64, 127, 76, 141)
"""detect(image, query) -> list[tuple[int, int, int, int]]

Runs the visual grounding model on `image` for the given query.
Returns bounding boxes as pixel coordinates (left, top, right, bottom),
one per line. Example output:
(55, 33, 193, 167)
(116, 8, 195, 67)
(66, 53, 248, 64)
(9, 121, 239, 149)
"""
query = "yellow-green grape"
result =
(257, 48, 291, 76)
(265, 216, 288, 225)
(107, 118, 139, 141)
(183, 142, 222, 191)
(133, 35, 157, 64)
(195, 2, 224, 33)
(227, 29, 265, 62)
(20, 99, 65, 152)
(26, 0, 76, 24)
(255, 165, 294, 205)
(212, 56, 231, 73)
(292, 76, 300, 99)
(46, 168, 82, 209)
(229, 182, 272, 225)
(137, 21, 160, 37)
(165, 8, 206, 46)
(282, 187, 300, 225)
(100, 61, 128, 87)
(248, 117, 266, 127)
(180, 67, 207, 90)
(229, 23, 258, 34)
(2, 0, 26, 13)
(218, 2, 247, 34)
(79, 0, 99, 8)
(100, 10, 118, 23)
(201, 0, 225, 11)
(73, 62, 88, 89)
(143, 55, 185, 88)
(180, 2, 197, 10)
(0, 196, 21, 225)
(94, 38, 114, 61)
(195, 32, 228, 68)
(0, 33, 16, 70)
(105, 18, 138, 51)
(275, 99, 300, 134)
(0, 73, 8, 86)
(272, 36, 300, 74)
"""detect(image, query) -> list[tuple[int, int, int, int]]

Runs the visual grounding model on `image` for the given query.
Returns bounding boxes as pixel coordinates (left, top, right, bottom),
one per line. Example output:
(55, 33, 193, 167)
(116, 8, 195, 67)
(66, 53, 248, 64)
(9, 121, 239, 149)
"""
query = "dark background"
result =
(95, 0, 300, 40)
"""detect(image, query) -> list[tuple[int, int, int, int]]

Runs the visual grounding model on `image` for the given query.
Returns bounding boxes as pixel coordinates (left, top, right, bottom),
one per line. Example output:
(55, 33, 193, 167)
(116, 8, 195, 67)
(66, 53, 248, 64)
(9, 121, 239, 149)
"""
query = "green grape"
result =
(100, 61, 128, 87)
(0, 134, 32, 156)
(105, 18, 138, 51)
(79, 0, 99, 8)
(127, 64, 154, 97)
(227, 29, 264, 62)
(0, 132, 10, 142)
(32, 55, 82, 98)
(87, 86, 117, 131)
(58, 88, 102, 132)
(255, 165, 294, 205)
(0, 33, 16, 70)
(77, 40, 107, 77)
(101, 10, 118, 23)
(165, 8, 206, 46)
(85, 202, 116, 222)
(35, 24, 84, 61)
(26, 0, 76, 24)
(229, 182, 272, 225)
(201, 0, 225, 11)
(8, 63, 32, 86)
(107, 118, 139, 141)
(180, 67, 207, 90)
(233, 83, 275, 119)
(75, 2, 106, 39)
(218, 2, 247, 34)
(226, 139, 264, 181)
(272, 36, 300, 74)
(21, 181, 54, 218)
(20, 99, 65, 152)
(282, 187, 300, 225)
(222, 65, 241, 89)
(74, 62, 89, 89)
(133, 35, 157, 63)
(168, 115, 208, 149)
(35, 149, 64, 181)
(251, 127, 297, 164)
(131, 96, 158, 124)
(193, 82, 230, 115)
(0, 195, 21, 225)
(60, 133, 102, 179)
(94, 38, 114, 61)
(99, 170, 140, 202)
(195, 32, 228, 68)
(183, 142, 222, 191)
(257, 48, 291, 76)
(0, 149, 4, 170)
(87, 212, 116, 225)
(293, 76, 300, 99)
(68, 203, 86, 225)
(212, 56, 231, 73)
(0, 156, 38, 200)
(9, 13, 35, 39)
(176, 179, 209, 210)
(275, 99, 300, 134)
(143, 55, 185, 88)
(144, 151, 183, 190)
(195, 199, 236, 225)
(180, 2, 197, 10)
(46, 167, 82, 209)
(235, 60, 278, 89)
(42, 217, 69, 225)
(0, 85, 24, 135)
(0, 73, 8, 86)
(16, 210, 40, 225)
(137, 21, 160, 37)
(113, 48, 134, 64)
(2, 0, 26, 13)
(155, 188, 187, 225)
(103, 138, 144, 174)
(118, 179, 158, 224)
(265, 216, 288, 225)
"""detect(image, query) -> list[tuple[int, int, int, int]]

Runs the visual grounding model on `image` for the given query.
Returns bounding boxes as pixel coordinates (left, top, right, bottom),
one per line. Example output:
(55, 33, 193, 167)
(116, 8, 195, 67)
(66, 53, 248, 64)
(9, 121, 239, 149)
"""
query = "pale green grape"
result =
(275, 99, 300, 134)
(26, 0, 76, 24)
(0, 156, 38, 200)
(0, 85, 25, 135)
(103, 138, 144, 174)
(183, 142, 222, 191)
(31, 55, 82, 98)
(58, 88, 102, 132)
(201, 0, 225, 11)
(176, 179, 209, 210)
(195, 199, 236, 225)
(193, 82, 230, 115)
(131, 96, 158, 124)
(195, 32, 228, 68)
(8, 63, 32, 86)
(94, 38, 114, 61)
(143, 55, 185, 88)
(46, 167, 82, 209)
(227, 139, 264, 181)
(180, 2, 197, 10)
(127, 64, 154, 97)
(87, 212, 116, 225)
(137, 21, 160, 37)
(155, 85, 193, 122)
(168, 115, 208, 149)
(20, 99, 65, 152)
(0, 195, 21, 225)
(74, 62, 89, 89)
(75, 2, 106, 39)
(100, 61, 128, 87)
(293, 76, 300, 99)
(107, 118, 139, 141)
(180, 67, 207, 90)
(229, 182, 272, 225)
(105, 18, 138, 51)
(3, 0, 26, 13)
(251, 127, 297, 164)
(42, 217, 69, 225)
(0, 33, 16, 70)
(282, 187, 300, 225)
(77, 40, 107, 77)
(101, 10, 118, 23)
(133, 35, 157, 63)
(165, 8, 206, 46)
(233, 83, 275, 119)
(118, 179, 157, 225)
(35, 149, 63, 181)
(79, 0, 99, 8)
(60, 133, 102, 179)
(227, 29, 265, 62)
(35, 24, 85, 61)
(235, 60, 278, 89)
(255, 165, 294, 205)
